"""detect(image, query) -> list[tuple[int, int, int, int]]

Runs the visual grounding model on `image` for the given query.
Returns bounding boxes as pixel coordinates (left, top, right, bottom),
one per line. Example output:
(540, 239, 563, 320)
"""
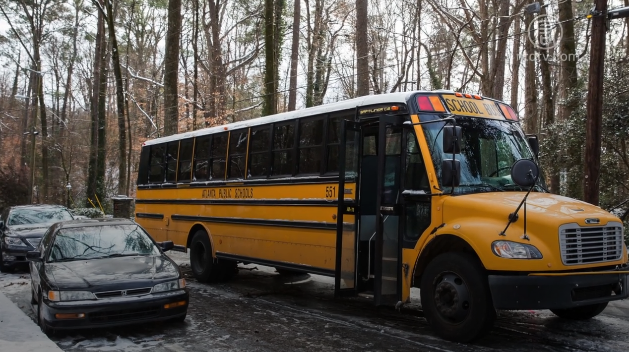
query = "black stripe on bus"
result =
(136, 199, 339, 207)
(215, 252, 335, 277)
(135, 212, 164, 219)
(137, 175, 348, 189)
(170, 214, 338, 230)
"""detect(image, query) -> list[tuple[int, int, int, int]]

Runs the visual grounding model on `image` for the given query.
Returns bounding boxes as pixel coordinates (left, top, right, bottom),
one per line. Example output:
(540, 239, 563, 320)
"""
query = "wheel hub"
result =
(434, 273, 470, 322)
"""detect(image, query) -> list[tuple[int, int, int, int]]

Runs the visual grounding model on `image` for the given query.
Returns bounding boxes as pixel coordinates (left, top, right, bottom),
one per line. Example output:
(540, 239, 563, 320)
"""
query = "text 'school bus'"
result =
(136, 91, 629, 342)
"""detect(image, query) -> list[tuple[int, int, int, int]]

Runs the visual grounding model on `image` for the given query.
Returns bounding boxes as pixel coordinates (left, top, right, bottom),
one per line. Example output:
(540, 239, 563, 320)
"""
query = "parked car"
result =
(0, 204, 74, 272)
(28, 218, 188, 335)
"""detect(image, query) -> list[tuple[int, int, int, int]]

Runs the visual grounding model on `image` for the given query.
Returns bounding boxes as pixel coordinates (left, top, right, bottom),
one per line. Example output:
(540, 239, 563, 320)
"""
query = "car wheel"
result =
(420, 252, 496, 343)
(0, 251, 12, 273)
(189, 230, 218, 283)
(551, 302, 608, 320)
(37, 292, 54, 336)
(172, 313, 187, 323)
(31, 286, 37, 305)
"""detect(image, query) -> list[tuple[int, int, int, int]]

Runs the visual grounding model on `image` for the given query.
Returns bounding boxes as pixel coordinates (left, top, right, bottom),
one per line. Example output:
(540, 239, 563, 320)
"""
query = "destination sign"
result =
(441, 95, 504, 119)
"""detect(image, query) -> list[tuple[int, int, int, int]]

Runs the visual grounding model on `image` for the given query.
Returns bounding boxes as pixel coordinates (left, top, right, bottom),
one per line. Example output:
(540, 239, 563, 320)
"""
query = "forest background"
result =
(0, 0, 628, 244)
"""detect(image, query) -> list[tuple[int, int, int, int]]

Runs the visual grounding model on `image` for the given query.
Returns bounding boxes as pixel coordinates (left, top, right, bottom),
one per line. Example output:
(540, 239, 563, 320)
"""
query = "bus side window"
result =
(193, 136, 210, 181)
(148, 144, 165, 184)
(211, 133, 228, 180)
(165, 142, 179, 183)
(248, 126, 270, 178)
(298, 118, 324, 174)
(405, 131, 429, 190)
(272, 122, 295, 176)
(177, 139, 194, 183)
(228, 129, 248, 179)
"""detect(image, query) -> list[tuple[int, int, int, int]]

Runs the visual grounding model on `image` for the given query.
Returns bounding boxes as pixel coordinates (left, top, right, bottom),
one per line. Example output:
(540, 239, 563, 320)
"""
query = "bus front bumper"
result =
(488, 272, 629, 310)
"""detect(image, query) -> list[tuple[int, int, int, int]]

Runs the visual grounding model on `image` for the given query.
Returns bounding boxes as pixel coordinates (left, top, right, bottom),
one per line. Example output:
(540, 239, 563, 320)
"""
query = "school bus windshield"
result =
(422, 115, 545, 194)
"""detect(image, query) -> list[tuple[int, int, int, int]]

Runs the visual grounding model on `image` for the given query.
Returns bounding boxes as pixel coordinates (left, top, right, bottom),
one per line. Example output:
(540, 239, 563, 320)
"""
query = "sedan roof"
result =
(56, 218, 137, 229)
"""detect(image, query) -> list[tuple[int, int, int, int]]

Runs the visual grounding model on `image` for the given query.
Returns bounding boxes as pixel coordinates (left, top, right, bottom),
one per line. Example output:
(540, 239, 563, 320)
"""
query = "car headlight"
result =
(4, 236, 26, 247)
(48, 290, 96, 302)
(152, 279, 186, 293)
(492, 240, 543, 259)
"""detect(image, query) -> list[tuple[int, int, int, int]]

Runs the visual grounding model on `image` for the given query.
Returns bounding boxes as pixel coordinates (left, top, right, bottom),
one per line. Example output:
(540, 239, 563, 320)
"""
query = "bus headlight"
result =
(492, 241, 542, 259)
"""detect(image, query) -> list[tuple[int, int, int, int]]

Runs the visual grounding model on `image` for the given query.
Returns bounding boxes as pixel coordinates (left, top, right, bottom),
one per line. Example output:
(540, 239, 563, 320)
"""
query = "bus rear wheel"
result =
(190, 230, 219, 283)
(420, 252, 496, 342)
(551, 302, 608, 320)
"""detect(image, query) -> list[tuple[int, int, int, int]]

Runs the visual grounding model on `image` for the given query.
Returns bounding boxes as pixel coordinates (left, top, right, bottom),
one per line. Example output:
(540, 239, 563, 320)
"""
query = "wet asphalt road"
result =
(1, 252, 628, 352)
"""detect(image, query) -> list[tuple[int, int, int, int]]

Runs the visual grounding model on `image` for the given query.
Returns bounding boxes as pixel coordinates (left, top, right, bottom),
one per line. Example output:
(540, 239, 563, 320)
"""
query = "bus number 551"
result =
(325, 186, 336, 198)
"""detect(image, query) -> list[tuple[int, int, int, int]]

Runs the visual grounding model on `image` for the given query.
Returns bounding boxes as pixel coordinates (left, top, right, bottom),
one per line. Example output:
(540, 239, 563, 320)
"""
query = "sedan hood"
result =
(45, 255, 180, 290)
(7, 223, 51, 238)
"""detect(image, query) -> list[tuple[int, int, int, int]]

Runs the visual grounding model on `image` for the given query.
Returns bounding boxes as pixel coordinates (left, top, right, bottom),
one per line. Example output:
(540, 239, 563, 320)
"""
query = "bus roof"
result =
(143, 90, 453, 146)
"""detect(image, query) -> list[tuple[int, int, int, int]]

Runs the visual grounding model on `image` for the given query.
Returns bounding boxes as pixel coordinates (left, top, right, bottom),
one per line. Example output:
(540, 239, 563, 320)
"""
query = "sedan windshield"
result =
(49, 224, 159, 262)
(8, 208, 74, 226)
(422, 115, 545, 194)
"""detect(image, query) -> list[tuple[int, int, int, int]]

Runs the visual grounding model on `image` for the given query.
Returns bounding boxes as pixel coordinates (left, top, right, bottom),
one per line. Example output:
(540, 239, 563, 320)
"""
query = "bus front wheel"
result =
(551, 302, 608, 320)
(420, 252, 496, 342)
(190, 230, 218, 283)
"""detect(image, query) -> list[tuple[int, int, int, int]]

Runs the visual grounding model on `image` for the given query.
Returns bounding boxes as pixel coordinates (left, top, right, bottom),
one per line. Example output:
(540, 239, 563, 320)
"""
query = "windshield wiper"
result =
(104, 253, 142, 258)
(458, 183, 505, 192)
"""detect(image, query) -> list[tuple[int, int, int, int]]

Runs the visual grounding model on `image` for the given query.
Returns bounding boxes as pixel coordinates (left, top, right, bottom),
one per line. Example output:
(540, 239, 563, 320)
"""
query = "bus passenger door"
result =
(375, 116, 404, 306)
(335, 120, 361, 297)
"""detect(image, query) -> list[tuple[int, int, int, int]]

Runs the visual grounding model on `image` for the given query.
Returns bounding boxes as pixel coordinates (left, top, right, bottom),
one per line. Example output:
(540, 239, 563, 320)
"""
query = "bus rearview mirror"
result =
(441, 159, 461, 187)
(443, 126, 462, 154)
(527, 135, 539, 158)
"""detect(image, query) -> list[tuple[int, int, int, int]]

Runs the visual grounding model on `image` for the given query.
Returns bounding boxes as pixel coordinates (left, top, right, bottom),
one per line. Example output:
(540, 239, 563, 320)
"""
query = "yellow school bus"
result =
(135, 91, 629, 342)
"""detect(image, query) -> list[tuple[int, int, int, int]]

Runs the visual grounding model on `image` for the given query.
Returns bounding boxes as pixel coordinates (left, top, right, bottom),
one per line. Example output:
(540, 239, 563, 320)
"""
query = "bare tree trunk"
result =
(104, 0, 128, 195)
(164, 0, 182, 136)
(87, 3, 105, 206)
(524, 11, 538, 135)
(192, 0, 199, 129)
(538, 6, 556, 193)
(263, 0, 276, 115)
(557, 0, 580, 198)
(490, 0, 510, 100)
(356, 0, 369, 96)
(288, 0, 300, 111)
(584, 0, 608, 205)
(510, 15, 521, 108)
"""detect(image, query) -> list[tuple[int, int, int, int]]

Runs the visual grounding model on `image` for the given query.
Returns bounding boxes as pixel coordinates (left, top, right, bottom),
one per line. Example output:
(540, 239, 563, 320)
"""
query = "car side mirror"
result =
(527, 135, 539, 158)
(441, 159, 461, 187)
(159, 241, 174, 252)
(443, 126, 462, 154)
(27, 250, 42, 262)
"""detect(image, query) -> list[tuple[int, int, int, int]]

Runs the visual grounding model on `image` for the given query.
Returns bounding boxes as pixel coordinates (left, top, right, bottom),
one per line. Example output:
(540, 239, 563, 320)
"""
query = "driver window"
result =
(405, 131, 429, 190)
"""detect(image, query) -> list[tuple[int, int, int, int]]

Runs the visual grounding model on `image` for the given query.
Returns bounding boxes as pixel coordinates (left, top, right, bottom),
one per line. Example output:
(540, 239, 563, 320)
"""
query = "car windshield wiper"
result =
(103, 253, 143, 258)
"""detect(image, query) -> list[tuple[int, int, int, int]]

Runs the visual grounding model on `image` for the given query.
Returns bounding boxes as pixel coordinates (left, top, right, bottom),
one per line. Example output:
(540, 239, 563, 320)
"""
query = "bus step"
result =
(382, 257, 397, 261)
(358, 292, 374, 299)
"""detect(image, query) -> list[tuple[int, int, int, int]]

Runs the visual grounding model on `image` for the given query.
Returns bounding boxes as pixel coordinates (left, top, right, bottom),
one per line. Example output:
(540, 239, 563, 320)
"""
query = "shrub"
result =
(71, 207, 105, 219)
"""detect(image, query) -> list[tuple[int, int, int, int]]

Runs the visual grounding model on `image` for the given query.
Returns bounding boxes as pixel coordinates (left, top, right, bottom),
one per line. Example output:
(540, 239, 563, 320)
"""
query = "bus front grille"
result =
(559, 223, 624, 265)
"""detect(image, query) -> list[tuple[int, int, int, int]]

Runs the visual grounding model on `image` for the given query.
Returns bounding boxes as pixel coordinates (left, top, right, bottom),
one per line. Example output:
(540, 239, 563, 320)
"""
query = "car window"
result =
(8, 208, 74, 226)
(48, 224, 159, 262)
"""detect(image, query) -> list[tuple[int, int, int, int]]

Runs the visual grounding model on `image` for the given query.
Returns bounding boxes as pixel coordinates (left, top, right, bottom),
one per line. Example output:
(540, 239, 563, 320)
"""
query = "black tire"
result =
(0, 251, 13, 273)
(551, 302, 608, 320)
(31, 287, 37, 305)
(189, 230, 219, 283)
(38, 292, 53, 336)
(172, 313, 187, 323)
(420, 252, 496, 342)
